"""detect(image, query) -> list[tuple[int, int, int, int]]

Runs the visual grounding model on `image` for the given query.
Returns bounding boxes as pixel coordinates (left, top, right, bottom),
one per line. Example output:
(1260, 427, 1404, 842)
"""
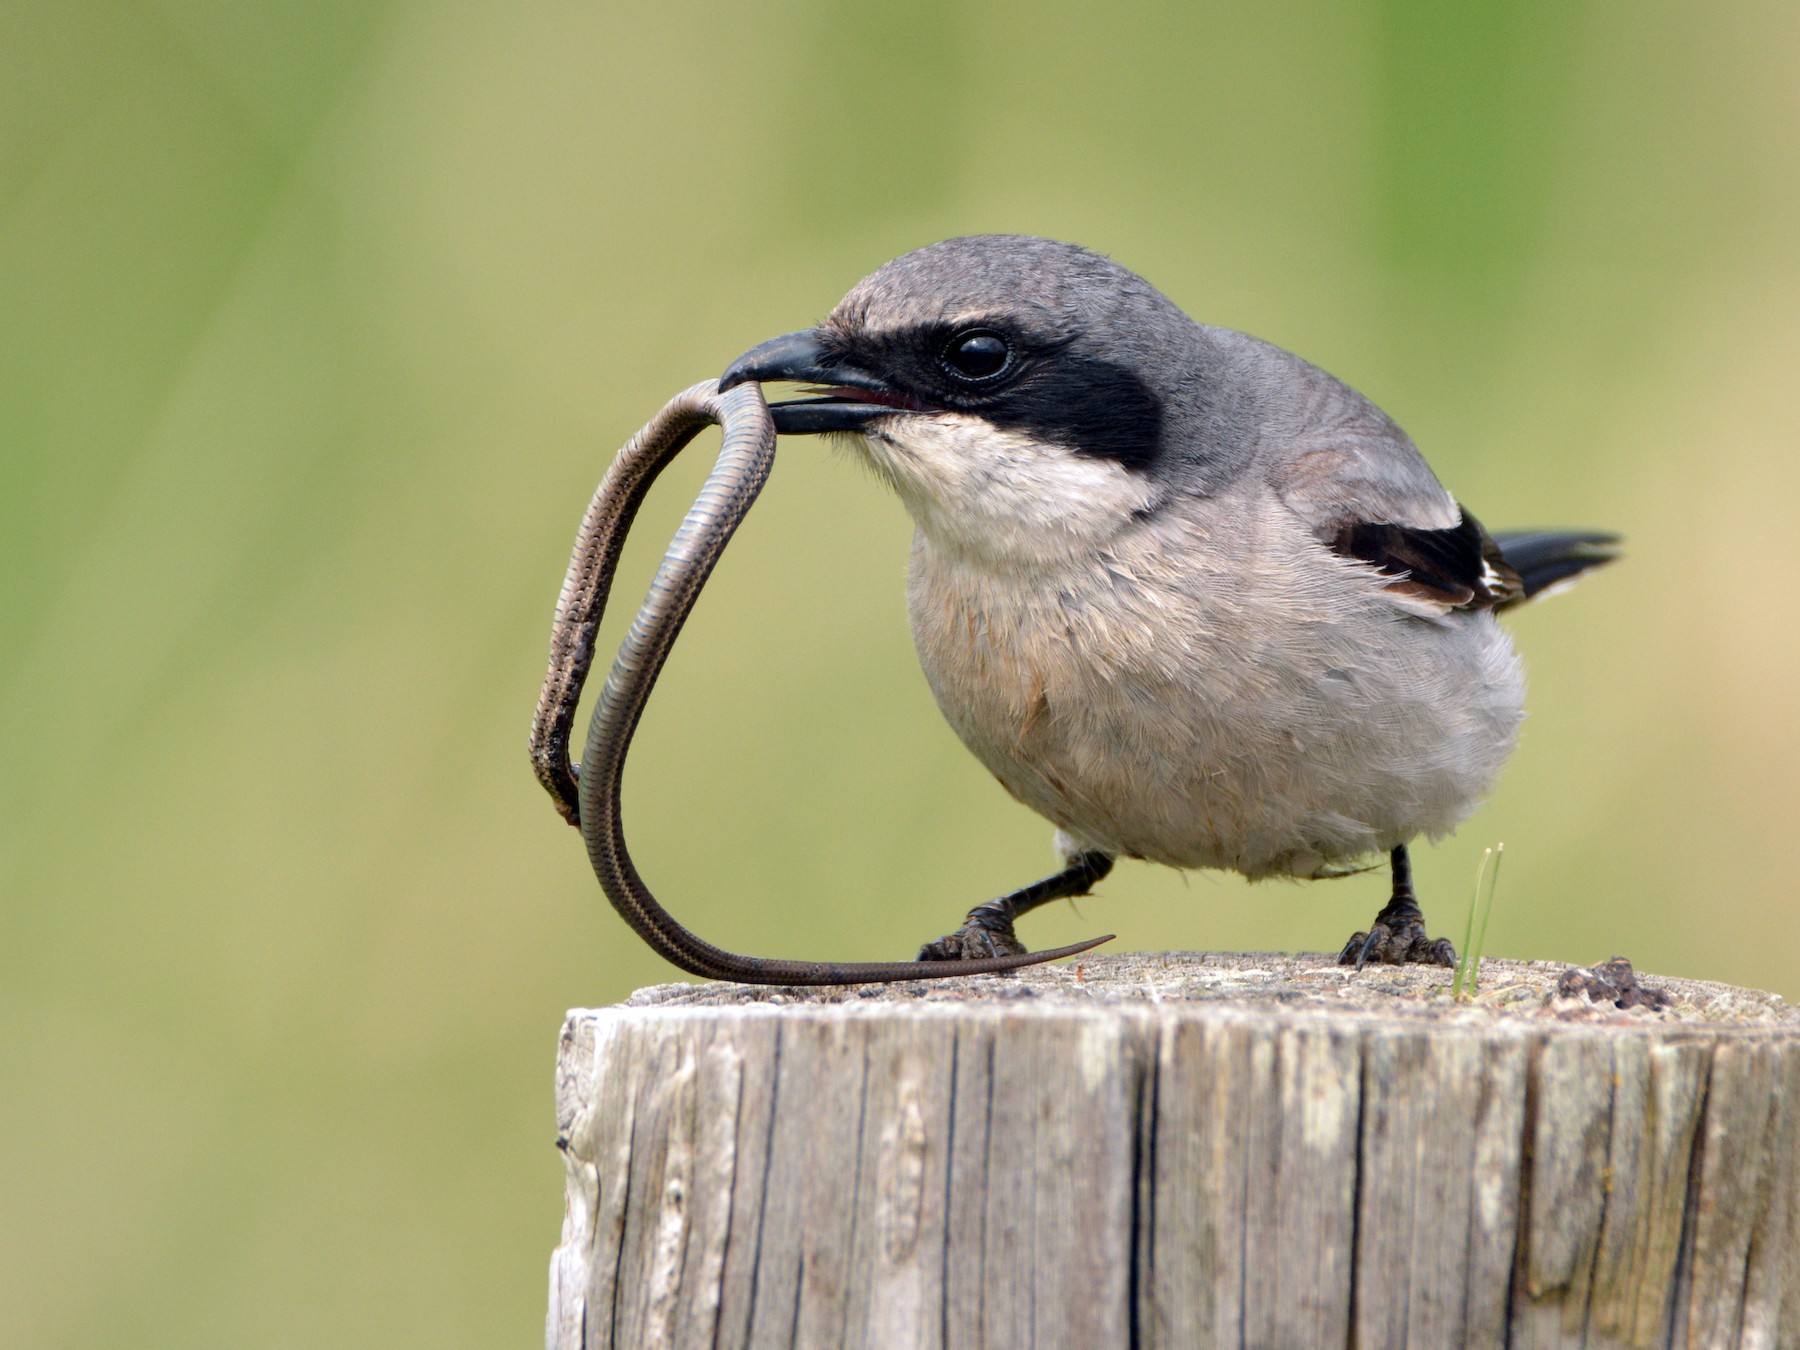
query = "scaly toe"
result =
(1411, 935, 1457, 967)
(1340, 921, 1455, 969)
(917, 916, 1026, 962)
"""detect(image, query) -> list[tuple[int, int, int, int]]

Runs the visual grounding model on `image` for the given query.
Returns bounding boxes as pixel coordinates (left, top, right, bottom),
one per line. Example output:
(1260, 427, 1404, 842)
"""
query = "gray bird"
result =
(719, 235, 1616, 967)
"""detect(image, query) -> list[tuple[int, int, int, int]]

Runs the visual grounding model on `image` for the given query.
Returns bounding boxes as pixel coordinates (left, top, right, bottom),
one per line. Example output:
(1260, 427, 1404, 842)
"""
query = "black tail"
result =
(1492, 530, 1621, 602)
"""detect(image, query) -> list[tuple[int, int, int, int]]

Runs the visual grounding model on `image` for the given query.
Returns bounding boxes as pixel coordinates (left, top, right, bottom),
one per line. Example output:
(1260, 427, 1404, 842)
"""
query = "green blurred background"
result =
(5, 2, 1797, 1344)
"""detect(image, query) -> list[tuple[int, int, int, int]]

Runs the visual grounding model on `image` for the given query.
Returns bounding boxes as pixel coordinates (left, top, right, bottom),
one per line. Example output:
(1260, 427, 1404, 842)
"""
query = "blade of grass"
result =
(1453, 846, 1493, 1000)
(1469, 843, 1504, 996)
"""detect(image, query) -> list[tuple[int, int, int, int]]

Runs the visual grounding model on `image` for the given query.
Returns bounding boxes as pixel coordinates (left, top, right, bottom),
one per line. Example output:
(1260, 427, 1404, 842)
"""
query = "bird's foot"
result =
(1339, 911, 1455, 969)
(917, 901, 1025, 962)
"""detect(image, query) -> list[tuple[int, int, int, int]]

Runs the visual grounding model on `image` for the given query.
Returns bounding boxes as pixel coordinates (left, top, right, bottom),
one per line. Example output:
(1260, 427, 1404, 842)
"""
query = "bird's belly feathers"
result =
(906, 517, 1526, 878)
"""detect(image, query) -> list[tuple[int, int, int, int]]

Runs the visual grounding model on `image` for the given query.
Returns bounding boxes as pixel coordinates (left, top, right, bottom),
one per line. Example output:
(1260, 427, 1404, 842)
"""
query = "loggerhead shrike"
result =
(718, 235, 1616, 968)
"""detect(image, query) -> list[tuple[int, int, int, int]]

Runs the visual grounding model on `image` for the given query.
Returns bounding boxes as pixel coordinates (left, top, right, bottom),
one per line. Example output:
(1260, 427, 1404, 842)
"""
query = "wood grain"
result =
(547, 953, 1800, 1349)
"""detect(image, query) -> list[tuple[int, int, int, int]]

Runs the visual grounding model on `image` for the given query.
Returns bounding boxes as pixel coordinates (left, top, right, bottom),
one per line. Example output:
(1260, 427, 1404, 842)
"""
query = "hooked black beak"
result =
(718, 329, 929, 435)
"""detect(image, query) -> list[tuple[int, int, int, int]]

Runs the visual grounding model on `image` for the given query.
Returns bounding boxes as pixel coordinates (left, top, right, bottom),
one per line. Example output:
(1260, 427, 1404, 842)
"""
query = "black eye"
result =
(939, 329, 1011, 382)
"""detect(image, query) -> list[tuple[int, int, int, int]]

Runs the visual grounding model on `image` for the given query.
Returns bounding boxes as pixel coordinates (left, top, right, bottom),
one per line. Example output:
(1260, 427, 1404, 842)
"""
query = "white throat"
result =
(846, 413, 1157, 569)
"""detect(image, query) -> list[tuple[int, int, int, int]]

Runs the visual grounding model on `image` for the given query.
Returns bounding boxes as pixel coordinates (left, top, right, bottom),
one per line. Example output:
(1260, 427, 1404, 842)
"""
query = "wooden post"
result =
(546, 953, 1800, 1349)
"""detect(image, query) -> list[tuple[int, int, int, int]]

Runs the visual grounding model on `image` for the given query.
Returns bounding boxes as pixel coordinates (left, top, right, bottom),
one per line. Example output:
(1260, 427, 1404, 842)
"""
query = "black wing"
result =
(1330, 507, 1524, 610)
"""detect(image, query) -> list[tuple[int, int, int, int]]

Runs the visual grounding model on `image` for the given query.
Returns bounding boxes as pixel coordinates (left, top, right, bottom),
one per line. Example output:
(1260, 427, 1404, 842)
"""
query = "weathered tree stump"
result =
(547, 952, 1800, 1349)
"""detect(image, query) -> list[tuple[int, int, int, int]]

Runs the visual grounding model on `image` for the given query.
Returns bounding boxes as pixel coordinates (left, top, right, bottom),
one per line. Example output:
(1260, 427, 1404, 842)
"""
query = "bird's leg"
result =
(918, 852, 1114, 962)
(1338, 844, 1456, 969)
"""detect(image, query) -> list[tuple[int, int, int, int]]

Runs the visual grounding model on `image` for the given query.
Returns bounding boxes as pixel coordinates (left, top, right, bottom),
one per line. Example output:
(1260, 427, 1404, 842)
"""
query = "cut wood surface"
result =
(547, 952, 1800, 1350)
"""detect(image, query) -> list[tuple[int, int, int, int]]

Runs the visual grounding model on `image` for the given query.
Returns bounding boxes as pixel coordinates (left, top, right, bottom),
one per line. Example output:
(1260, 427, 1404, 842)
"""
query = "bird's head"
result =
(719, 235, 1219, 565)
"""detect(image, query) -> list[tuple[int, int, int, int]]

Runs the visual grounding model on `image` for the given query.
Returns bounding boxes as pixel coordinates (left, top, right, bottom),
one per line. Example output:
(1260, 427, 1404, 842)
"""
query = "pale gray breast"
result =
(905, 493, 1527, 877)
